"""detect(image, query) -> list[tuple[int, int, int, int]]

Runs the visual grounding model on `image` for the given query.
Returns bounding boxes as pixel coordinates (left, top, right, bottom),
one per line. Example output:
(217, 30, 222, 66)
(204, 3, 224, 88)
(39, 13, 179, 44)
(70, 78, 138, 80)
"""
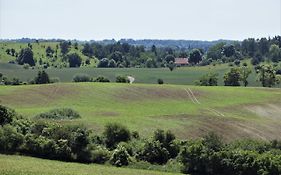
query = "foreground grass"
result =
(0, 83, 280, 140)
(0, 154, 181, 175)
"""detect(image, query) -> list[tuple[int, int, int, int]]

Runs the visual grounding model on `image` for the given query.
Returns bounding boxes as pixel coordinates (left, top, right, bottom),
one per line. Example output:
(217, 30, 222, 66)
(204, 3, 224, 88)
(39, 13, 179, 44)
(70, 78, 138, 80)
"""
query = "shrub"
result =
(0, 105, 16, 126)
(35, 108, 81, 120)
(94, 76, 110, 82)
(202, 132, 223, 152)
(157, 78, 164, 84)
(180, 141, 208, 174)
(110, 145, 130, 167)
(116, 76, 129, 83)
(103, 123, 131, 149)
(50, 77, 60, 83)
(73, 73, 92, 82)
(0, 124, 24, 152)
(153, 129, 179, 159)
(138, 140, 169, 164)
(91, 145, 110, 164)
(34, 70, 50, 84)
(195, 72, 218, 86)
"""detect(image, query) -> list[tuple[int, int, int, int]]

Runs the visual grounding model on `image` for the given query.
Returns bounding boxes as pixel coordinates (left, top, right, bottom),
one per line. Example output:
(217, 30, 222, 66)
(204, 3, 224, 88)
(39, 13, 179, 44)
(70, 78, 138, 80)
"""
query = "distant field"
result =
(0, 154, 181, 175)
(1, 61, 276, 87)
(0, 83, 280, 141)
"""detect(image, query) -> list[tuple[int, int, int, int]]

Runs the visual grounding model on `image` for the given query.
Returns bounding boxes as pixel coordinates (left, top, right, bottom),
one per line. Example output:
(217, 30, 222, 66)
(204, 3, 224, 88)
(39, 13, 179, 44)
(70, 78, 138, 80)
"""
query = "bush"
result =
(202, 132, 223, 152)
(34, 70, 50, 84)
(103, 123, 131, 149)
(50, 77, 60, 83)
(110, 145, 130, 167)
(94, 76, 110, 82)
(0, 124, 24, 152)
(157, 79, 164, 84)
(138, 140, 169, 164)
(73, 73, 92, 82)
(0, 105, 16, 126)
(195, 72, 218, 86)
(35, 108, 81, 120)
(116, 76, 129, 83)
(91, 145, 110, 164)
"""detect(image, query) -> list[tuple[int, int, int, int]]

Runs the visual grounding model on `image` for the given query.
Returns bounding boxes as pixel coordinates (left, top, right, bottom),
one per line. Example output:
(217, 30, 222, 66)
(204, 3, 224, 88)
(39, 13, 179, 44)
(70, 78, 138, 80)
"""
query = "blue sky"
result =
(0, 0, 280, 41)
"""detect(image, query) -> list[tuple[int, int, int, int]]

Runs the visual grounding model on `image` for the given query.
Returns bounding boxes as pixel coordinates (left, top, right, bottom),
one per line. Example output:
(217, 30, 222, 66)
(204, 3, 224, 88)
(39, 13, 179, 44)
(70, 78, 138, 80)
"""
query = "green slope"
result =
(0, 154, 181, 175)
(0, 83, 280, 141)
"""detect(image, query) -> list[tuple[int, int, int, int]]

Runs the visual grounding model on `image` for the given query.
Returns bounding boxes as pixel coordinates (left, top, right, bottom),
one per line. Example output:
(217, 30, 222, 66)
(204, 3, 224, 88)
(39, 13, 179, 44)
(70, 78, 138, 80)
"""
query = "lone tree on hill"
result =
(17, 48, 35, 66)
(35, 70, 50, 84)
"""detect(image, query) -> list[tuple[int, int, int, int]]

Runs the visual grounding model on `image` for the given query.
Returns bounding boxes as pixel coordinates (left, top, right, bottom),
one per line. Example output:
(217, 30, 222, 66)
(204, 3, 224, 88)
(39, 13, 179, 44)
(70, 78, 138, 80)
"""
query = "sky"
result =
(0, 0, 280, 41)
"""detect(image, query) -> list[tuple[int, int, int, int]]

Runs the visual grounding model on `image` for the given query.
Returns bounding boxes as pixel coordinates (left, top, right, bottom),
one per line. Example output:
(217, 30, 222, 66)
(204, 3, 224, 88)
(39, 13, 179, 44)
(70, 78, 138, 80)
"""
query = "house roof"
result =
(175, 58, 189, 64)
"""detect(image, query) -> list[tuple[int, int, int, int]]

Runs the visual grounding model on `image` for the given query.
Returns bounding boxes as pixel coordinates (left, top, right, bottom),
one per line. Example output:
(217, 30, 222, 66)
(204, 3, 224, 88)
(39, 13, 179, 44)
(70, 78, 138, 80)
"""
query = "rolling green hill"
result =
(0, 83, 280, 141)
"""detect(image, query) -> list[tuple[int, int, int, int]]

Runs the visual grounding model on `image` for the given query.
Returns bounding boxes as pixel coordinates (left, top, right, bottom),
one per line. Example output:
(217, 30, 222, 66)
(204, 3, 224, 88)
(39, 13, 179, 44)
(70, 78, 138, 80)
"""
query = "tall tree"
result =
(257, 64, 280, 87)
(189, 49, 202, 64)
(224, 68, 241, 86)
(222, 45, 235, 57)
(35, 70, 50, 84)
(240, 66, 251, 87)
(60, 41, 70, 55)
(66, 53, 82, 67)
(17, 48, 35, 66)
(82, 43, 94, 57)
(269, 44, 280, 62)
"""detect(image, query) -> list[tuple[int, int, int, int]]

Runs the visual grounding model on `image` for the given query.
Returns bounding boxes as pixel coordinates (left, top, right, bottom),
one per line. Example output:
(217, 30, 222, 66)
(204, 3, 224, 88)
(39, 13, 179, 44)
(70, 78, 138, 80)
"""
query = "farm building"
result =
(175, 58, 189, 66)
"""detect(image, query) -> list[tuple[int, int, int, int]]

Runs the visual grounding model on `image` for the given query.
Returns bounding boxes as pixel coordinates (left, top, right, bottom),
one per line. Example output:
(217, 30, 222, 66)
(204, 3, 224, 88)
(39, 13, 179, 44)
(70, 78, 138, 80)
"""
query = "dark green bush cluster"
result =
(180, 133, 281, 175)
(72, 73, 92, 82)
(137, 129, 179, 164)
(94, 76, 110, 82)
(35, 108, 81, 120)
(72, 74, 111, 83)
(0, 105, 281, 174)
(116, 76, 129, 83)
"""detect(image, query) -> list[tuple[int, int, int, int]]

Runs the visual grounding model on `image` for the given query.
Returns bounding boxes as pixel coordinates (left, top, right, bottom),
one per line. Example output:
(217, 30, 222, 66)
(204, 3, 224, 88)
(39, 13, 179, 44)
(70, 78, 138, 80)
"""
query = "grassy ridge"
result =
(0, 83, 280, 140)
(0, 154, 181, 175)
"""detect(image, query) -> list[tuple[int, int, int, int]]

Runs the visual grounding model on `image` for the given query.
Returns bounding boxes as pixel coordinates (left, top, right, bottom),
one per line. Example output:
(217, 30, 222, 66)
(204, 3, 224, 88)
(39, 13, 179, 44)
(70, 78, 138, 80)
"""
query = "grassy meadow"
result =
(0, 82, 280, 141)
(0, 154, 181, 175)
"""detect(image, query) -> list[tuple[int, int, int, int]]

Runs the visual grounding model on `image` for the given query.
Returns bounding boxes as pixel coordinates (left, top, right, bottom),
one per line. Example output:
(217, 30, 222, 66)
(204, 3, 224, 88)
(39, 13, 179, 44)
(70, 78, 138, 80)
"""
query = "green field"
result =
(1, 61, 277, 88)
(0, 154, 181, 175)
(0, 83, 280, 141)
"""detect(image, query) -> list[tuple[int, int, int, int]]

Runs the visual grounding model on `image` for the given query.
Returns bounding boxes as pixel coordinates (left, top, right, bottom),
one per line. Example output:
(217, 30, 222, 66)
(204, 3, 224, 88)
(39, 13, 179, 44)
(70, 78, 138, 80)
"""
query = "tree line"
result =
(4, 36, 281, 69)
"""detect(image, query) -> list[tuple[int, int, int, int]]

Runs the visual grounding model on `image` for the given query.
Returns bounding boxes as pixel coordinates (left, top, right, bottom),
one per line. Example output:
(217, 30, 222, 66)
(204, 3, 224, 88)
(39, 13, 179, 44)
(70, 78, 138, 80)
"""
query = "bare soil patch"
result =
(245, 104, 281, 120)
(115, 86, 203, 102)
(154, 114, 281, 141)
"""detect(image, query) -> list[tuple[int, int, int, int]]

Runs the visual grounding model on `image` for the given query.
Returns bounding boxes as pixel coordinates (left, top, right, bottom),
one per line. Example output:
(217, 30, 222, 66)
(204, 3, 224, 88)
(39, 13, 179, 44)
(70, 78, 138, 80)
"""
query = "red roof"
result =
(175, 58, 189, 65)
